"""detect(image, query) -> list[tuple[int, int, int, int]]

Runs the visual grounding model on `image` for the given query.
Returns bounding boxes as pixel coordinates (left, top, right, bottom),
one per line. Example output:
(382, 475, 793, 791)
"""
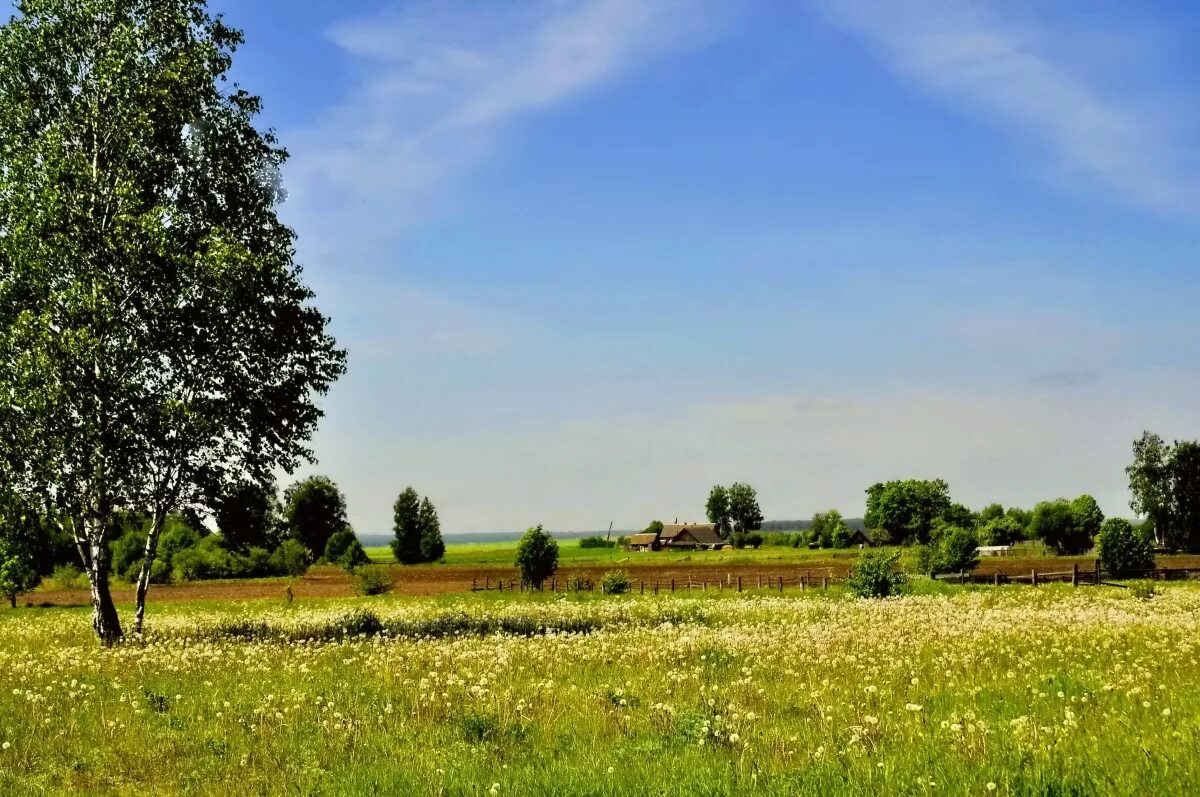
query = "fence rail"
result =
(470, 564, 1200, 595)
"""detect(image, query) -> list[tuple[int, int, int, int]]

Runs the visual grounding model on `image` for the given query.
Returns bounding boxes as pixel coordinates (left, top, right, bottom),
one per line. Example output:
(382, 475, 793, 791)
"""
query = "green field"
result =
(2, 583, 1197, 795)
(365, 538, 1060, 568)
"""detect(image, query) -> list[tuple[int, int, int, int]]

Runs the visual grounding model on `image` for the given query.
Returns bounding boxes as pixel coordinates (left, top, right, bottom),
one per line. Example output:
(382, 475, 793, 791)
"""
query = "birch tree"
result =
(0, 0, 345, 644)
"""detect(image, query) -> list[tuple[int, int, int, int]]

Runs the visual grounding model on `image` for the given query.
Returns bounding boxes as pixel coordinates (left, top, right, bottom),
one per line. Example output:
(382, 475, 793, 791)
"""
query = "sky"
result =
(209, 0, 1200, 533)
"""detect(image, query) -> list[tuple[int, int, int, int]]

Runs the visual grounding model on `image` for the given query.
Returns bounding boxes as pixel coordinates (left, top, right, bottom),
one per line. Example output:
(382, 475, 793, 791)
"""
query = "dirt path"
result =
(25, 554, 1200, 607)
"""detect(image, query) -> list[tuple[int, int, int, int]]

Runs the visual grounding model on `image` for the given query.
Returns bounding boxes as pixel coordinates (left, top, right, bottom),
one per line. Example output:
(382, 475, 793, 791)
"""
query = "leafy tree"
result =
(864, 479, 952, 544)
(924, 525, 980, 575)
(1029, 496, 1102, 555)
(977, 503, 1005, 525)
(978, 516, 1023, 546)
(1005, 507, 1032, 536)
(391, 488, 442, 565)
(214, 481, 283, 552)
(1169, 441, 1200, 553)
(645, 520, 665, 536)
(285, 477, 350, 560)
(391, 488, 422, 564)
(515, 525, 558, 589)
(1127, 431, 1172, 547)
(0, 1, 345, 643)
(941, 503, 977, 529)
(324, 528, 369, 570)
(0, 519, 40, 607)
(811, 509, 851, 548)
(418, 498, 445, 563)
(270, 539, 311, 578)
(727, 483, 764, 534)
(846, 551, 907, 599)
(1096, 518, 1154, 578)
(706, 485, 731, 538)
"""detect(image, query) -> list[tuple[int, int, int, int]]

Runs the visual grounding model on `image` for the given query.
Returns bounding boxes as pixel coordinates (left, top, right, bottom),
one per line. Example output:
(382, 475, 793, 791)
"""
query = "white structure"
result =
(977, 545, 1013, 557)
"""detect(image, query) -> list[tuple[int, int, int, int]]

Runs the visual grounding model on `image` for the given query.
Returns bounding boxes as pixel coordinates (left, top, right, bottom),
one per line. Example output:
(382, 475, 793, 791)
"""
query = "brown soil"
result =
(26, 555, 1200, 607)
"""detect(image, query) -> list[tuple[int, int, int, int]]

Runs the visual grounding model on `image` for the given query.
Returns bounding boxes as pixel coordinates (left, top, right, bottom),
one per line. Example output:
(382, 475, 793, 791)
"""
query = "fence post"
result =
(822, 577, 828, 590)
(800, 576, 805, 592)
(671, 579, 675, 593)
(737, 576, 742, 592)
(472, 578, 477, 592)
(960, 570, 966, 585)
(993, 572, 1000, 587)
(1095, 559, 1101, 586)
(1031, 570, 1038, 587)
(640, 581, 644, 595)
(757, 575, 761, 589)
(778, 577, 783, 593)
(485, 576, 490, 590)
(498, 580, 503, 592)
(1072, 563, 1079, 587)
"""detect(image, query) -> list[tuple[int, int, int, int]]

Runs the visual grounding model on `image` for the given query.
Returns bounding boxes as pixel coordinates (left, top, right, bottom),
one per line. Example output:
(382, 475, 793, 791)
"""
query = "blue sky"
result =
(211, 0, 1200, 533)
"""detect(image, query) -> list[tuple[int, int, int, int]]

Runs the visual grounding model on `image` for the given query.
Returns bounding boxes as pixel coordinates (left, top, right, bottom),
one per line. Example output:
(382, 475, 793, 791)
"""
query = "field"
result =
(2, 584, 1199, 795)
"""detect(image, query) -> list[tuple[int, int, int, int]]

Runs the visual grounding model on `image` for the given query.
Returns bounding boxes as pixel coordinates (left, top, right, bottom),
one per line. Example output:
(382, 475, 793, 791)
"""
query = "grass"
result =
(1, 583, 1198, 795)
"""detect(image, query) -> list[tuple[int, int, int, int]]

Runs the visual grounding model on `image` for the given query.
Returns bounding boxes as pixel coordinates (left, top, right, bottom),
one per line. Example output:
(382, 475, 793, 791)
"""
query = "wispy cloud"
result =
(813, 0, 1200, 215)
(284, 0, 719, 244)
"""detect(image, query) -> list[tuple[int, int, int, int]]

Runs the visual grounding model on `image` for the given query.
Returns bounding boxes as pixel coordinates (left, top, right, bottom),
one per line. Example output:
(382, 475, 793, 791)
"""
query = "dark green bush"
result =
(579, 536, 616, 549)
(351, 565, 393, 596)
(601, 570, 631, 595)
(324, 528, 370, 570)
(270, 539, 312, 577)
(1097, 518, 1154, 578)
(847, 551, 907, 598)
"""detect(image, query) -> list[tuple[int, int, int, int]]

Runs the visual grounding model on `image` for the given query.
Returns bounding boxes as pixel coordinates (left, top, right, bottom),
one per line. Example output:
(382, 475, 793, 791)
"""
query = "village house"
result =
(627, 523, 728, 551)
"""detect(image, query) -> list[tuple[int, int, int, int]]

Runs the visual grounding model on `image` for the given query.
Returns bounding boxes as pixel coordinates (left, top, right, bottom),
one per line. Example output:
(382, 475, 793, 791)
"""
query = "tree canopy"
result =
(284, 477, 350, 560)
(391, 488, 444, 565)
(515, 525, 558, 589)
(864, 479, 952, 544)
(0, 0, 345, 643)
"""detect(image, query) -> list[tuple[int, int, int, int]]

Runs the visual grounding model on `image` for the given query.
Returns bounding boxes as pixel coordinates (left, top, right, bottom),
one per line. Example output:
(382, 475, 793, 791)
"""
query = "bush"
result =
(601, 570, 631, 595)
(978, 516, 1023, 546)
(270, 539, 312, 577)
(730, 532, 764, 550)
(1097, 518, 1154, 578)
(929, 526, 980, 575)
(324, 528, 370, 570)
(578, 536, 615, 549)
(351, 565, 393, 596)
(515, 525, 558, 589)
(49, 564, 86, 591)
(846, 551, 907, 599)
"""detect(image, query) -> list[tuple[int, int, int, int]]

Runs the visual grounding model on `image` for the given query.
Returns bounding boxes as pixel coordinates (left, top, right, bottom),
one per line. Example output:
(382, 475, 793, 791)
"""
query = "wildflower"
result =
(905, 703, 922, 712)
(986, 783, 997, 792)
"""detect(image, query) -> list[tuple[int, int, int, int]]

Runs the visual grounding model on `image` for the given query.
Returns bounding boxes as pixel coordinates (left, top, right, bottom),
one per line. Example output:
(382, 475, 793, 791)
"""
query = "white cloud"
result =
(813, 0, 1200, 215)
(283, 0, 719, 244)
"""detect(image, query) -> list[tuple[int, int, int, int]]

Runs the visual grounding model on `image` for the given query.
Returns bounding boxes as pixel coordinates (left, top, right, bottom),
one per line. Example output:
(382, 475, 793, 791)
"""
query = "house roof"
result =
(661, 523, 723, 546)
(628, 533, 659, 545)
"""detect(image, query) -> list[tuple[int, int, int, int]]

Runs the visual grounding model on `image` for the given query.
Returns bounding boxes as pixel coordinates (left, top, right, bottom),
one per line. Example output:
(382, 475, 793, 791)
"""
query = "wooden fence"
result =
(471, 564, 1200, 595)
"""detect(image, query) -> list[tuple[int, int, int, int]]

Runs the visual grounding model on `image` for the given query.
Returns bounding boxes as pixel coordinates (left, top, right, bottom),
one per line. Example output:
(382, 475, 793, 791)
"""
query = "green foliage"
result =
(941, 502, 977, 529)
(705, 485, 731, 537)
(270, 540, 312, 578)
(323, 528, 370, 571)
(729, 531, 764, 549)
(846, 551, 907, 598)
(578, 536, 616, 549)
(645, 520, 665, 536)
(1096, 518, 1154, 578)
(810, 509, 852, 548)
(172, 536, 307, 581)
(350, 565, 393, 597)
(977, 503, 1005, 525)
(0, 534, 39, 607)
(0, 0, 345, 642)
(864, 479, 952, 544)
(600, 570, 632, 595)
(1127, 431, 1172, 547)
(515, 525, 558, 589)
(391, 489, 443, 564)
(726, 483, 763, 534)
(1029, 496, 1103, 555)
(284, 477, 350, 559)
(418, 498, 445, 563)
(214, 481, 283, 552)
(922, 526, 980, 575)
(978, 516, 1024, 546)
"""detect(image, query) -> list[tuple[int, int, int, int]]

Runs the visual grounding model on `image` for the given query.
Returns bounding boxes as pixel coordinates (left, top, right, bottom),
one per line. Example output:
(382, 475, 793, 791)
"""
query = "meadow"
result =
(2, 583, 1198, 795)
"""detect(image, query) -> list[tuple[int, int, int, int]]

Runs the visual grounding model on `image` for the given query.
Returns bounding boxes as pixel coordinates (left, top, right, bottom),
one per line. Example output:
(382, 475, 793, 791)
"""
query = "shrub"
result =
(351, 565, 393, 596)
(324, 528, 370, 570)
(270, 539, 312, 577)
(601, 570, 631, 595)
(1097, 518, 1154, 578)
(846, 551, 907, 599)
(930, 526, 980, 575)
(978, 516, 1023, 546)
(567, 574, 589, 592)
(49, 564, 86, 591)
(578, 536, 615, 549)
(515, 525, 558, 589)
